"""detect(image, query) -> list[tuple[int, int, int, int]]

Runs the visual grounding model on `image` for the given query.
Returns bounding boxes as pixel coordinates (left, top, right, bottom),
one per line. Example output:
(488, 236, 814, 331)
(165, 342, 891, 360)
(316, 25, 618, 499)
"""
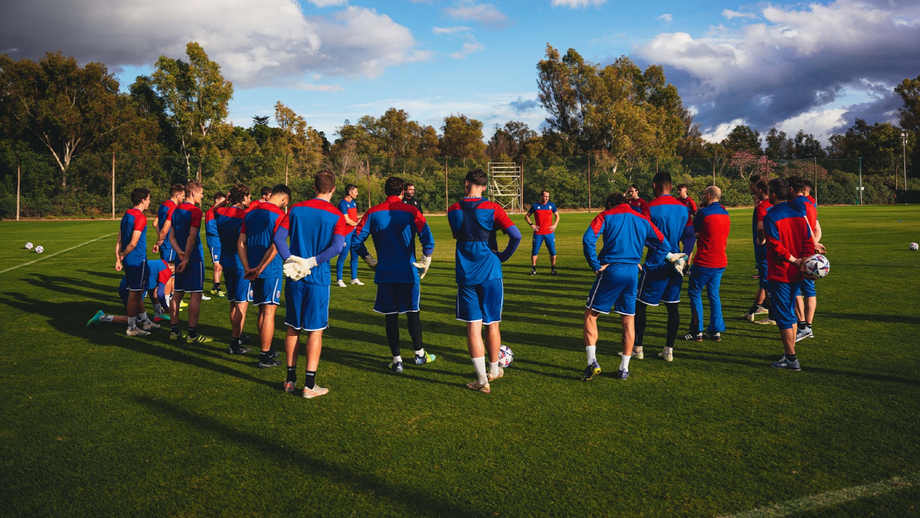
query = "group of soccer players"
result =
(95, 166, 824, 399)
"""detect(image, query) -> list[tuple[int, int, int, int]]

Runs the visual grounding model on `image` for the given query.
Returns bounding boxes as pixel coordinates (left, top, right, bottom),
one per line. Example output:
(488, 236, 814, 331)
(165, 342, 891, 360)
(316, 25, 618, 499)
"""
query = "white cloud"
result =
(0, 0, 431, 88)
(433, 25, 484, 60)
(433, 26, 474, 35)
(700, 118, 747, 143)
(722, 9, 757, 20)
(450, 42, 486, 59)
(551, 0, 606, 7)
(657, 14, 673, 23)
(776, 108, 848, 143)
(444, 2, 511, 29)
(307, 0, 347, 6)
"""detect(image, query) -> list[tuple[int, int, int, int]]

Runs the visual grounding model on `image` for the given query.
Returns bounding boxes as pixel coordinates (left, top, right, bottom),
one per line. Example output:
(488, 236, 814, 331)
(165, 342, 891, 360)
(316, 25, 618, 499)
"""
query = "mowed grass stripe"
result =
(0, 232, 116, 274)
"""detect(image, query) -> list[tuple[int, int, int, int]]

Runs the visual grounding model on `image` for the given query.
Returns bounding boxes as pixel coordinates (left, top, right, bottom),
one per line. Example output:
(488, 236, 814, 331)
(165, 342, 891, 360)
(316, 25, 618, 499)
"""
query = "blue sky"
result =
(3, 0, 920, 144)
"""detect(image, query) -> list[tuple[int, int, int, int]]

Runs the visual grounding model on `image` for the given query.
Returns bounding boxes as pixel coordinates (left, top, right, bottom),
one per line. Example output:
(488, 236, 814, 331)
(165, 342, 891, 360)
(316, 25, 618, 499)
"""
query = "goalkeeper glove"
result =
(412, 255, 432, 280)
(283, 256, 306, 281)
(363, 253, 378, 270)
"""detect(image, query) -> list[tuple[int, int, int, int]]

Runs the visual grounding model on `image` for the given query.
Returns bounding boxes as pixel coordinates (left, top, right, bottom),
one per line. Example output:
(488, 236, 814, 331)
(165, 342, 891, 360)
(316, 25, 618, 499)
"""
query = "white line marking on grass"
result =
(0, 233, 117, 274)
(721, 472, 920, 518)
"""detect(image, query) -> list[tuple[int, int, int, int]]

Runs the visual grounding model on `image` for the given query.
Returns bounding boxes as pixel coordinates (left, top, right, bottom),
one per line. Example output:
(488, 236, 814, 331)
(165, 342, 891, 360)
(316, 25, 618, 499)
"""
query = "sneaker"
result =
(755, 305, 770, 315)
(337, 279, 347, 288)
(551, 269, 558, 276)
(302, 385, 329, 399)
(240, 335, 252, 345)
(488, 367, 504, 381)
(350, 278, 365, 286)
(616, 368, 630, 381)
(658, 349, 673, 362)
(86, 309, 105, 326)
(141, 321, 161, 331)
(632, 346, 644, 359)
(283, 380, 296, 393)
(179, 301, 188, 310)
(388, 361, 404, 373)
(170, 331, 185, 340)
(750, 273, 760, 279)
(529, 269, 536, 276)
(258, 358, 282, 368)
(682, 332, 703, 341)
(414, 352, 436, 365)
(771, 355, 801, 371)
(200, 294, 211, 301)
(703, 332, 721, 341)
(743, 311, 756, 322)
(465, 379, 491, 393)
(187, 334, 213, 344)
(582, 361, 601, 381)
(210, 287, 224, 297)
(126, 327, 150, 337)
(266, 349, 281, 359)
(795, 327, 814, 342)
(215, 290, 225, 298)
(154, 313, 170, 322)
(753, 319, 776, 326)
(228, 345, 251, 354)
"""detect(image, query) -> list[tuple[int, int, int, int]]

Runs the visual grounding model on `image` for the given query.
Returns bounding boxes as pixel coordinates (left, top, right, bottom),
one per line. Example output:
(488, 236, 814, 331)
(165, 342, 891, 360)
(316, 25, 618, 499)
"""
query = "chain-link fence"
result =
(1, 149, 918, 219)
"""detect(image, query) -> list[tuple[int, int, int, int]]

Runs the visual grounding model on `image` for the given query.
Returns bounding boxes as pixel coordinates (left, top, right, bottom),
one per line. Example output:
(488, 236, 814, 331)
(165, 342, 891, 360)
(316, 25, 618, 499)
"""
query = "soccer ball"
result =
(498, 345, 514, 368)
(34, 245, 44, 254)
(910, 242, 919, 251)
(25, 242, 33, 250)
(804, 254, 829, 279)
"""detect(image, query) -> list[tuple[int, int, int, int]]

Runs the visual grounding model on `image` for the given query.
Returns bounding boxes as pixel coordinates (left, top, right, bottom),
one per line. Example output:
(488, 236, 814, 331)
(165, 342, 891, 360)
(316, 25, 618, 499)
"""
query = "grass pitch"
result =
(1, 205, 919, 517)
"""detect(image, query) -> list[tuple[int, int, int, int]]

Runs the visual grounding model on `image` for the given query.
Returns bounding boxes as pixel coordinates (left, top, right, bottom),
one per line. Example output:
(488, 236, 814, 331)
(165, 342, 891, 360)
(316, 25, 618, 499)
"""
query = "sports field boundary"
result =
(721, 472, 920, 517)
(0, 233, 116, 274)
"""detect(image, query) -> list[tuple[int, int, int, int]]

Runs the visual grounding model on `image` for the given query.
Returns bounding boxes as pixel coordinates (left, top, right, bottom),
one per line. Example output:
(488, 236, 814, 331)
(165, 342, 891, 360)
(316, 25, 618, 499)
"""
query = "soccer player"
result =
(335, 184, 363, 288)
(676, 184, 698, 255)
(763, 178, 815, 371)
(744, 179, 773, 322)
(205, 192, 227, 297)
(682, 186, 731, 352)
(447, 168, 521, 393)
(788, 176, 825, 342)
(403, 182, 423, 213)
(634, 172, 690, 360)
(582, 192, 665, 381)
(153, 183, 184, 266)
(248, 186, 271, 212)
(352, 176, 436, 374)
(272, 171, 350, 398)
(803, 179, 817, 206)
(88, 258, 173, 328)
(625, 184, 651, 218)
(524, 190, 560, 276)
(168, 180, 213, 344)
(240, 184, 291, 367)
(115, 187, 155, 336)
(214, 183, 254, 356)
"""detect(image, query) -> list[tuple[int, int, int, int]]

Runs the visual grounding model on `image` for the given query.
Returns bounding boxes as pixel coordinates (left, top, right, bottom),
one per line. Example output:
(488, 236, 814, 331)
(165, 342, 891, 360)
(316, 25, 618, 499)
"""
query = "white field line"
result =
(721, 472, 920, 518)
(0, 233, 116, 274)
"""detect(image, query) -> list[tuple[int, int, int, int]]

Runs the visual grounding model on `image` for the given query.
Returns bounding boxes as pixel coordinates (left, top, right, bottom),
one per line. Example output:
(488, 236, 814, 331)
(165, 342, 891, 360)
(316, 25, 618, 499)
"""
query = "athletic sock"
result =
(214, 283, 221, 291)
(635, 303, 648, 347)
(586, 345, 597, 365)
(392, 355, 403, 364)
(787, 353, 797, 362)
(101, 315, 115, 323)
(153, 303, 163, 315)
(188, 326, 198, 339)
(304, 371, 316, 389)
(665, 303, 680, 348)
(128, 316, 137, 330)
(663, 346, 673, 356)
(138, 312, 149, 323)
(171, 324, 180, 334)
(471, 356, 487, 384)
(230, 337, 241, 348)
(385, 314, 401, 357)
(488, 361, 500, 377)
(260, 351, 273, 362)
(798, 321, 806, 331)
(415, 348, 426, 359)
(286, 366, 297, 383)
(619, 353, 632, 372)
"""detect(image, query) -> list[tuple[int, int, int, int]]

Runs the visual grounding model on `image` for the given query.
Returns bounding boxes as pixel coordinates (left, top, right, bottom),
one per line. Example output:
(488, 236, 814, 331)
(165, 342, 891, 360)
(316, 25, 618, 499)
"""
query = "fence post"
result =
(366, 158, 371, 209)
(712, 157, 716, 186)
(858, 157, 863, 206)
(587, 154, 592, 213)
(284, 153, 289, 185)
(445, 157, 449, 213)
(813, 157, 818, 205)
(16, 149, 21, 222)
(111, 150, 116, 220)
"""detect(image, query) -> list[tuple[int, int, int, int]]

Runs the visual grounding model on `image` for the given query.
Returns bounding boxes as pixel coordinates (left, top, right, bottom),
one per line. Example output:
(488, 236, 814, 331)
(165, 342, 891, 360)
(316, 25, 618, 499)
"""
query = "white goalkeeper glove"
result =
(412, 255, 432, 280)
(283, 256, 308, 281)
(665, 252, 687, 263)
(673, 256, 689, 276)
(363, 253, 378, 270)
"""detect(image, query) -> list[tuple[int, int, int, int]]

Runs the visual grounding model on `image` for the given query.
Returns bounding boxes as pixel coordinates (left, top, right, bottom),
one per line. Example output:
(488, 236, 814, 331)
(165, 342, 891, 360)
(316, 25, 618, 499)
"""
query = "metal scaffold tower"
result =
(488, 161, 523, 214)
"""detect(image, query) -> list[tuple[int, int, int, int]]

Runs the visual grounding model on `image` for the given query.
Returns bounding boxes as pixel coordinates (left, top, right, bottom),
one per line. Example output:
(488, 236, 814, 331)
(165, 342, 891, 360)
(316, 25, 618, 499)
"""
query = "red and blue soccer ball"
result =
(804, 254, 830, 279)
(498, 345, 514, 368)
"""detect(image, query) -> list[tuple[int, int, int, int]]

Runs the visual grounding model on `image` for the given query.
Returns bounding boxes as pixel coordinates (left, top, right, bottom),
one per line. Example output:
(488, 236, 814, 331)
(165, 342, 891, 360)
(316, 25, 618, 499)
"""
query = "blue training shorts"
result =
(285, 281, 330, 331)
(124, 261, 147, 291)
(174, 261, 204, 292)
(252, 277, 282, 306)
(374, 283, 420, 314)
(224, 267, 252, 303)
(119, 283, 147, 308)
(755, 245, 769, 291)
(637, 262, 683, 305)
(586, 264, 639, 316)
(795, 277, 817, 298)
(456, 278, 504, 324)
(768, 280, 801, 330)
(159, 247, 177, 263)
(531, 233, 556, 256)
(209, 244, 221, 264)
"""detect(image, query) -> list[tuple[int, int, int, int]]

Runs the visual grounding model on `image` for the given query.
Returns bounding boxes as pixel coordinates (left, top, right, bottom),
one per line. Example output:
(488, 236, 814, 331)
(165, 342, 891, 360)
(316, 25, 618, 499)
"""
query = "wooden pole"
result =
(813, 156, 818, 205)
(858, 157, 863, 206)
(366, 158, 371, 209)
(111, 150, 116, 220)
(284, 153, 289, 185)
(587, 154, 592, 213)
(197, 154, 202, 182)
(444, 157, 449, 213)
(16, 149, 21, 222)
(712, 157, 716, 186)
(519, 160, 524, 214)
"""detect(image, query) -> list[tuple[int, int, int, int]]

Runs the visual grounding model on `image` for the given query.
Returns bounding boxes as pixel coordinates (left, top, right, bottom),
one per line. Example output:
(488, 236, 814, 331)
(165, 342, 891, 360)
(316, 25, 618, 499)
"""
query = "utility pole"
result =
(902, 130, 909, 189)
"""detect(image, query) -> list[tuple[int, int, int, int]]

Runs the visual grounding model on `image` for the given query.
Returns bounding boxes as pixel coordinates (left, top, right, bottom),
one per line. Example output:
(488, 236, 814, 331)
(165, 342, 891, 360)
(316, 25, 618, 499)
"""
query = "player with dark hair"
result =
(335, 183, 363, 287)
(116, 187, 154, 336)
(448, 168, 522, 393)
(403, 182, 422, 213)
(273, 171, 350, 398)
(352, 176, 437, 373)
(803, 179, 816, 206)
(168, 180, 212, 344)
(248, 186, 272, 212)
(675, 184, 698, 255)
(788, 176, 825, 342)
(634, 172, 690, 361)
(763, 178, 815, 371)
(625, 184, 651, 218)
(744, 179, 773, 323)
(153, 183, 185, 266)
(214, 183, 254, 356)
(240, 183, 291, 367)
(525, 190, 560, 276)
(582, 191, 665, 381)
(205, 191, 227, 298)
(682, 186, 731, 352)
(88, 258, 173, 328)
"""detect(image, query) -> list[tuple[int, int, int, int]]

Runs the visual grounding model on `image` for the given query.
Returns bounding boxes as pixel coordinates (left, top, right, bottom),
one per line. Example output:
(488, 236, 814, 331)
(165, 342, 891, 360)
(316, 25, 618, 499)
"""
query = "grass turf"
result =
(1, 205, 919, 517)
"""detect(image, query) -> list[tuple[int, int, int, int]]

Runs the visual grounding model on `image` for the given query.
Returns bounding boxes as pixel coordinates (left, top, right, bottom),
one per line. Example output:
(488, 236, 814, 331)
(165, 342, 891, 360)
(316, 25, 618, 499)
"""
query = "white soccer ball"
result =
(804, 254, 829, 279)
(910, 242, 919, 251)
(498, 345, 514, 368)
(34, 245, 44, 254)
(25, 242, 34, 250)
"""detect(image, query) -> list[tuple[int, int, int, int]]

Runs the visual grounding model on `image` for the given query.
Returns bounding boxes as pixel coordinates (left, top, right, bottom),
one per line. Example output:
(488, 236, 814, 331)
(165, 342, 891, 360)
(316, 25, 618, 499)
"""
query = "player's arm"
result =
(524, 208, 538, 232)
(115, 236, 124, 271)
(757, 221, 766, 246)
(177, 225, 198, 273)
(550, 209, 560, 231)
(582, 215, 605, 273)
(250, 244, 279, 280)
(156, 216, 173, 252)
(119, 229, 143, 261)
(351, 212, 373, 258)
(237, 233, 252, 273)
(492, 207, 520, 262)
(764, 220, 798, 266)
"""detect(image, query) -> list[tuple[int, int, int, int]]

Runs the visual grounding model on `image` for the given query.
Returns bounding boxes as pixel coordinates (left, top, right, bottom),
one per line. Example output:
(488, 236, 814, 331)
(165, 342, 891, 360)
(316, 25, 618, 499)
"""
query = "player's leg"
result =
(283, 327, 300, 392)
(530, 235, 541, 274)
(253, 277, 281, 365)
(385, 313, 402, 371)
(546, 234, 557, 274)
(797, 279, 816, 341)
(186, 263, 211, 343)
(685, 266, 704, 339)
(170, 288, 185, 338)
(349, 249, 361, 284)
(634, 302, 648, 357)
(335, 242, 348, 286)
(681, 225, 696, 256)
(706, 267, 726, 335)
(230, 300, 248, 348)
(618, 314, 635, 380)
(299, 283, 330, 398)
(769, 281, 801, 370)
(211, 254, 223, 296)
(282, 279, 303, 392)
(465, 320, 490, 392)
(479, 279, 503, 379)
(405, 283, 431, 365)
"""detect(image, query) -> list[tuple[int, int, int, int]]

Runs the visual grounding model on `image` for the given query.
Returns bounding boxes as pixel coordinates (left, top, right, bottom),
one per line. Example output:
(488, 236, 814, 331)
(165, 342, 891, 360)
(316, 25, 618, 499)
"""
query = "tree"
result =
(721, 125, 762, 154)
(827, 118, 909, 176)
(730, 151, 776, 180)
(274, 101, 323, 174)
(792, 130, 825, 159)
(0, 52, 131, 188)
(151, 42, 233, 176)
(440, 114, 486, 159)
(488, 121, 538, 160)
(895, 75, 920, 174)
(765, 128, 793, 160)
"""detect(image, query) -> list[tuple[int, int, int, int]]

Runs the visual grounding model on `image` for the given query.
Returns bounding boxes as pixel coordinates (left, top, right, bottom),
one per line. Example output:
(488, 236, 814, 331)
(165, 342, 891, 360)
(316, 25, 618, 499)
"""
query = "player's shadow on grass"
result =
(24, 273, 111, 300)
(132, 396, 483, 516)
(818, 311, 920, 326)
(77, 269, 123, 281)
